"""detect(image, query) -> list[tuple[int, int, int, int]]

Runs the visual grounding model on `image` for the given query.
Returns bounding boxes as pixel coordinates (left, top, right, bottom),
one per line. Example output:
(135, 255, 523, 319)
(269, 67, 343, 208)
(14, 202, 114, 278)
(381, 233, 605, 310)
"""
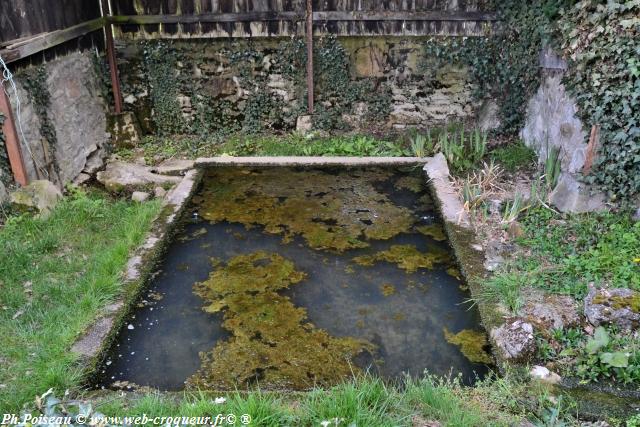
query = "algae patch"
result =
(353, 244, 451, 273)
(380, 283, 396, 297)
(443, 328, 492, 364)
(187, 251, 373, 390)
(416, 224, 447, 241)
(194, 168, 415, 252)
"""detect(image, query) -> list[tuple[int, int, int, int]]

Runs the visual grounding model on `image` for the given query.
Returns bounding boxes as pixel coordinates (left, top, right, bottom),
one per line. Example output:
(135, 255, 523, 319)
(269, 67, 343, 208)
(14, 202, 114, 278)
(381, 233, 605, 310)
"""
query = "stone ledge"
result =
(195, 156, 428, 167)
(70, 169, 203, 371)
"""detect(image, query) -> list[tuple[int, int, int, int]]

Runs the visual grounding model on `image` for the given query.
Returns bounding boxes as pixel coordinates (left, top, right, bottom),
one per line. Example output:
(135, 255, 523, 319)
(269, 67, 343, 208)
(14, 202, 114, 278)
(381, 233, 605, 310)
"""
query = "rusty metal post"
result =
(101, 0, 123, 114)
(305, 0, 314, 114)
(0, 86, 28, 186)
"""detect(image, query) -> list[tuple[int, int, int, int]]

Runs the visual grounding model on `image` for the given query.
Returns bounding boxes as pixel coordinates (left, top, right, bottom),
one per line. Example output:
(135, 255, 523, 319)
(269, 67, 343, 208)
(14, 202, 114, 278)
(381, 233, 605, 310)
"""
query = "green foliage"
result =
(222, 134, 407, 157)
(0, 111, 11, 187)
(559, 1, 640, 200)
(0, 191, 160, 411)
(486, 208, 640, 308)
(438, 128, 488, 172)
(142, 42, 188, 135)
(490, 141, 537, 172)
(410, 131, 436, 158)
(544, 145, 562, 190)
(538, 326, 640, 384)
(242, 91, 285, 134)
(192, 97, 238, 137)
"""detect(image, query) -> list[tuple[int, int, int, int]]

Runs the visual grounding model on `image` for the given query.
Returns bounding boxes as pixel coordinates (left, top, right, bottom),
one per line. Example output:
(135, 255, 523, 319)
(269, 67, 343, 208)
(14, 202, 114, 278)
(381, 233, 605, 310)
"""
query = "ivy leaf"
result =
(600, 352, 629, 368)
(586, 326, 610, 354)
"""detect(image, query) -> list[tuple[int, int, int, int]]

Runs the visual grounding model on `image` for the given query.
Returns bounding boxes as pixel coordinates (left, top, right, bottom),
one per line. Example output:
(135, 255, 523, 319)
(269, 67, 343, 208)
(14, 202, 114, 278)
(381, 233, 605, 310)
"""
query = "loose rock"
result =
(584, 286, 640, 331)
(151, 159, 195, 176)
(296, 115, 313, 133)
(131, 191, 150, 203)
(154, 186, 167, 199)
(520, 291, 580, 332)
(10, 180, 62, 215)
(490, 318, 536, 363)
(530, 365, 561, 384)
(97, 161, 181, 193)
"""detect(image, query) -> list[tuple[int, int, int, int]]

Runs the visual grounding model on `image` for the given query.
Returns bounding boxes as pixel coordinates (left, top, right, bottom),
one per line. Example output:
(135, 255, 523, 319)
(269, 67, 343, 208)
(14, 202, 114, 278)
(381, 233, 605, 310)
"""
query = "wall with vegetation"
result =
(115, 36, 481, 137)
(12, 51, 110, 186)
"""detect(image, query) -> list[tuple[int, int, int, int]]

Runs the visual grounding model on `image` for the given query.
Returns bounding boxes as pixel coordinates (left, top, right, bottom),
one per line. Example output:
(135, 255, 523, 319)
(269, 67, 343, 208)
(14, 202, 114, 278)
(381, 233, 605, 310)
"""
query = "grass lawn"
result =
(0, 192, 161, 412)
(53, 374, 549, 426)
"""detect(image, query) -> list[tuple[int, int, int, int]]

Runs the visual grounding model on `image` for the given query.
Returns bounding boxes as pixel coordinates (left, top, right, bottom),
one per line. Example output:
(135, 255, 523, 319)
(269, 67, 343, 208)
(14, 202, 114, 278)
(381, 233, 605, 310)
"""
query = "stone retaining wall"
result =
(116, 37, 479, 136)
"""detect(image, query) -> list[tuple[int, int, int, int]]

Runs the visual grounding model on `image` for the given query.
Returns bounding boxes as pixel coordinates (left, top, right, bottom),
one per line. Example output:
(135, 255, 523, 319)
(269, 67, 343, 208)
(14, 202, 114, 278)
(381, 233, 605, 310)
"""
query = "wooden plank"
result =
(0, 17, 106, 63)
(109, 12, 302, 24)
(313, 10, 497, 20)
(0, 87, 28, 186)
(108, 10, 496, 25)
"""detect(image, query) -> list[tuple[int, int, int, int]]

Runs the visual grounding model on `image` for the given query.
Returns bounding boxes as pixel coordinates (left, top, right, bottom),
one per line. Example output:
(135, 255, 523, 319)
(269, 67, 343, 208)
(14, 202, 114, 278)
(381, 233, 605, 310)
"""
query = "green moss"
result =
(443, 328, 492, 364)
(592, 293, 640, 313)
(353, 244, 451, 273)
(195, 168, 415, 252)
(187, 252, 373, 390)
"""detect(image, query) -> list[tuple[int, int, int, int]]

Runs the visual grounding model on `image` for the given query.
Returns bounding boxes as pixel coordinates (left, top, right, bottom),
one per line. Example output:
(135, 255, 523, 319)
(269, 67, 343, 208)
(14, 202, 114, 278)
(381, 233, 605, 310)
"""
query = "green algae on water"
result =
(380, 283, 396, 296)
(416, 224, 448, 242)
(443, 328, 492, 364)
(195, 168, 415, 252)
(353, 244, 451, 273)
(187, 251, 374, 390)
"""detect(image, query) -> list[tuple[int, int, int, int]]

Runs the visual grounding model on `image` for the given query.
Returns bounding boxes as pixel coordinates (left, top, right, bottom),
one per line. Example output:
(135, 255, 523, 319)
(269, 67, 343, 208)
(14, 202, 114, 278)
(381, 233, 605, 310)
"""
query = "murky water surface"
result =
(98, 167, 490, 390)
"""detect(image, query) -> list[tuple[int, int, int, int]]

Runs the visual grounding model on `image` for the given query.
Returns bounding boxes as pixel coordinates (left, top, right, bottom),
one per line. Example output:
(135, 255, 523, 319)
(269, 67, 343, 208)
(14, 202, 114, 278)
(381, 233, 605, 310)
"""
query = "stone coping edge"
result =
(70, 168, 203, 384)
(195, 156, 428, 167)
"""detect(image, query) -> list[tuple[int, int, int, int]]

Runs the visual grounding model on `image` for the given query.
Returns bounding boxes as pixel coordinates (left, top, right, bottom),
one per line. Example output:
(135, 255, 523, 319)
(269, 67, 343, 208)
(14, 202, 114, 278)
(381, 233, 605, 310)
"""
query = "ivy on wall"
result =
(21, 66, 60, 182)
(559, 1, 640, 201)
(273, 35, 391, 131)
(137, 37, 394, 136)
(421, 1, 566, 135)
(143, 42, 188, 136)
(0, 111, 11, 187)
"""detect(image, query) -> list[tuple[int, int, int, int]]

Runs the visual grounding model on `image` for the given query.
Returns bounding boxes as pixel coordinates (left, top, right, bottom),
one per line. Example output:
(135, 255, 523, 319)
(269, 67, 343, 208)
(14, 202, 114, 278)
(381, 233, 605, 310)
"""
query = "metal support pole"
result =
(305, 0, 314, 114)
(101, 0, 123, 114)
(0, 86, 28, 186)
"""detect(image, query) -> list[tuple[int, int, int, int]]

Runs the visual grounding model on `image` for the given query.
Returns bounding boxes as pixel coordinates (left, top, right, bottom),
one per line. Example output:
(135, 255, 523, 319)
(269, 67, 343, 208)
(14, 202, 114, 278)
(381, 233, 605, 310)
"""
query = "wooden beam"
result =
(306, 0, 314, 114)
(107, 10, 497, 25)
(101, 0, 123, 114)
(109, 12, 302, 25)
(0, 17, 106, 64)
(0, 86, 28, 186)
(313, 11, 498, 21)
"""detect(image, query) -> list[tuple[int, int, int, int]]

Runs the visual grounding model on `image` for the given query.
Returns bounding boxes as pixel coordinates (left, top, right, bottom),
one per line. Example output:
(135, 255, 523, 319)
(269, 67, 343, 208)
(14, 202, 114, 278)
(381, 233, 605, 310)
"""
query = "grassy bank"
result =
(0, 191, 161, 412)
(22, 373, 580, 426)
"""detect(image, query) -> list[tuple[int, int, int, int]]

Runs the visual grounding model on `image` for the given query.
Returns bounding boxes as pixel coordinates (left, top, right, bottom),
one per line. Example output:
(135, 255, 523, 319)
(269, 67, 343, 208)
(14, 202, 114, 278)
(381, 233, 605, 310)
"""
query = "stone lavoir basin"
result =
(97, 166, 491, 391)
